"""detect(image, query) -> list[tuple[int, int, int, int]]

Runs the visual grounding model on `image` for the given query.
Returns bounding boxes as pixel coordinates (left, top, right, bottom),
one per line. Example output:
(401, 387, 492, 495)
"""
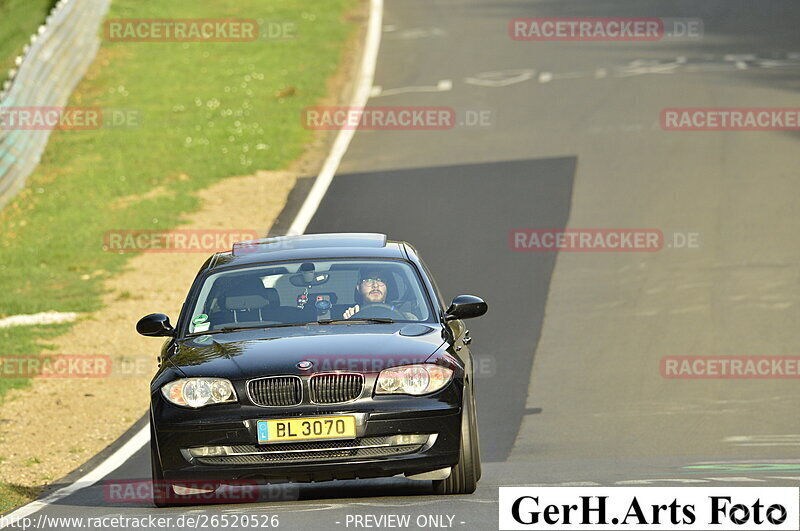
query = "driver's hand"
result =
(343, 305, 360, 319)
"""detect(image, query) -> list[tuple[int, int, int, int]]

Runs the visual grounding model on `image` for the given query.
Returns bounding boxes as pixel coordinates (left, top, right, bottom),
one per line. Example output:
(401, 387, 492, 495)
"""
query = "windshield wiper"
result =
(186, 323, 316, 336)
(186, 319, 394, 336)
(317, 318, 395, 324)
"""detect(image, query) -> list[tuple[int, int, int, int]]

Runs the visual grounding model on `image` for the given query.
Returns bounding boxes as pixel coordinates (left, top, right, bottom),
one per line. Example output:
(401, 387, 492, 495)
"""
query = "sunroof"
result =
(232, 233, 387, 256)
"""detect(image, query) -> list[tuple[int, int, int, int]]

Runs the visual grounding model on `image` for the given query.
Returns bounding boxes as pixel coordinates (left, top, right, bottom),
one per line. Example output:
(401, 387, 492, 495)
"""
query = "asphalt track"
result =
(8, 0, 800, 529)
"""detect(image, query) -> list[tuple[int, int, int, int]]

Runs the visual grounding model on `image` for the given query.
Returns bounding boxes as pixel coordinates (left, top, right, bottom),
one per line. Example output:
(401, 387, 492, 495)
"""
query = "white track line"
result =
(0, 0, 383, 522)
(287, 0, 383, 236)
(0, 312, 78, 329)
(0, 426, 149, 524)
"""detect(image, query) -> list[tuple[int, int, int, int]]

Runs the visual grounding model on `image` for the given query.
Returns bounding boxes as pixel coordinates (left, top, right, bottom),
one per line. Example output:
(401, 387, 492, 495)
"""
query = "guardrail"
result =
(0, 0, 111, 210)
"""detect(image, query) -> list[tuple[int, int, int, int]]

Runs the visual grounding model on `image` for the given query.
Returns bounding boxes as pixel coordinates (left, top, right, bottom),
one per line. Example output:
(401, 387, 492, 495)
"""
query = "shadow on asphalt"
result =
(305, 157, 576, 462)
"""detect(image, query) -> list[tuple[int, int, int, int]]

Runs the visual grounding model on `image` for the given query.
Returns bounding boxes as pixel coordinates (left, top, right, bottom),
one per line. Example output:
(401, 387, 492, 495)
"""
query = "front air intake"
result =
(247, 376, 302, 406)
(309, 373, 364, 404)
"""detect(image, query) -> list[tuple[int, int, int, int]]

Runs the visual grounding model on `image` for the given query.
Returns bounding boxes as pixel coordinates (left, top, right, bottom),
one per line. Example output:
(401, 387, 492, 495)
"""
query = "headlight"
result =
(375, 364, 453, 395)
(161, 378, 237, 408)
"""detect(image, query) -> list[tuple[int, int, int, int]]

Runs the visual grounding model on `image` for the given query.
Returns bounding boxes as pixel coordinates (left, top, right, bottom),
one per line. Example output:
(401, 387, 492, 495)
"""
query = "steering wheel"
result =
(352, 303, 405, 320)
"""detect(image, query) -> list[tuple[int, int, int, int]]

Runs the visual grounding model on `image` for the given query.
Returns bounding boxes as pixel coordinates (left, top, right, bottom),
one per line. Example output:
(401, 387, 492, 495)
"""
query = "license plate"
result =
(257, 416, 356, 444)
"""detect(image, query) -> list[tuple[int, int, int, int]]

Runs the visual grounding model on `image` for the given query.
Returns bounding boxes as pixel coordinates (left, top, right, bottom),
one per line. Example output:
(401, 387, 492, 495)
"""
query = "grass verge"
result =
(0, 0, 358, 512)
(0, 483, 39, 514)
(0, 0, 356, 389)
(0, 0, 55, 85)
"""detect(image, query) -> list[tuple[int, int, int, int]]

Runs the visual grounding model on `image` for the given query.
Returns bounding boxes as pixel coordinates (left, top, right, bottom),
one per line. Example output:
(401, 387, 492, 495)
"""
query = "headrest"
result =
(224, 295, 267, 311)
(263, 287, 280, 306)
(223, 277, 268, 310)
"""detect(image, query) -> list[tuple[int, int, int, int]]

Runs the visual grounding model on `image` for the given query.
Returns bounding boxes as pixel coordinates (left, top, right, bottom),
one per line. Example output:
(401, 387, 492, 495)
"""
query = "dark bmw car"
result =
(137, 233, 487, 506)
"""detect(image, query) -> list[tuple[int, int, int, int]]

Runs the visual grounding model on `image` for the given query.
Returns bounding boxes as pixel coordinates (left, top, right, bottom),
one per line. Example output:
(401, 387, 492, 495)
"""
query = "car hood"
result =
(168, 323, 446, 380)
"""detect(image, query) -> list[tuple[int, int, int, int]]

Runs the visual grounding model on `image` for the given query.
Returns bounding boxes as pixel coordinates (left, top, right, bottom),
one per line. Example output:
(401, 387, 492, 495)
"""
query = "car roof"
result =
(207, 233, 408, 270)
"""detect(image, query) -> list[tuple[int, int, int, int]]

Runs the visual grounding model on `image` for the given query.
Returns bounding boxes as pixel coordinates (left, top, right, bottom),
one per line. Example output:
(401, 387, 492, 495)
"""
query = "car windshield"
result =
(185, 259, 435, 334)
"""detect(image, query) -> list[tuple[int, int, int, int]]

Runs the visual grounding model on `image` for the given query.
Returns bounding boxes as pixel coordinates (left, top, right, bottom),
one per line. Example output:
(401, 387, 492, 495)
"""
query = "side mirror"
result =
(445, 295, 488, 321)
(136, 313, 175, 337)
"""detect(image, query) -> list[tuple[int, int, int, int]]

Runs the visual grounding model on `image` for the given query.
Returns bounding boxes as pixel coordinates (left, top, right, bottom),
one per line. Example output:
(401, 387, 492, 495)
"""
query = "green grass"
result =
(0, 484, 39, 514)
(0, 0, 356, 513)
(0, 323, 72, 399)
(0, 0, 55, 85)
(0, 0, 356, 365)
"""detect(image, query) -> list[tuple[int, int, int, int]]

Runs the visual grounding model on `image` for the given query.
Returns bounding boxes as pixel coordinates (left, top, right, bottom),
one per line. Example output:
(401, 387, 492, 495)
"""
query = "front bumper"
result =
(152, 397, 462, 483)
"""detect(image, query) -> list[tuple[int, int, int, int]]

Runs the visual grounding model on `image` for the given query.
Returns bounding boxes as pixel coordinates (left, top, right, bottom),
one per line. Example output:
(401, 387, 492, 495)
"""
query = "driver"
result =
(343, 268, 415, 319)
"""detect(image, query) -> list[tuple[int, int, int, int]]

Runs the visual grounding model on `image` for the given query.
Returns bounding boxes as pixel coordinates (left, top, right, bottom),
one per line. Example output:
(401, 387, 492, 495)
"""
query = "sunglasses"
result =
(360, 277, 386, 285)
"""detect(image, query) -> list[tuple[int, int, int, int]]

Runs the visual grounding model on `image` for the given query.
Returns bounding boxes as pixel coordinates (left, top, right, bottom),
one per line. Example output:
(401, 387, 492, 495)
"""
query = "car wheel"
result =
(432, 382, 480, 494)
(470, 382, 482, 482)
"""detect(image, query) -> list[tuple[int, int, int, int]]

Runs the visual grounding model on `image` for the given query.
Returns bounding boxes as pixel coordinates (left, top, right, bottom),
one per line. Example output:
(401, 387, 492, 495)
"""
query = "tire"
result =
(432, 382, 480, 494)
(470, 382, 482, 482)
